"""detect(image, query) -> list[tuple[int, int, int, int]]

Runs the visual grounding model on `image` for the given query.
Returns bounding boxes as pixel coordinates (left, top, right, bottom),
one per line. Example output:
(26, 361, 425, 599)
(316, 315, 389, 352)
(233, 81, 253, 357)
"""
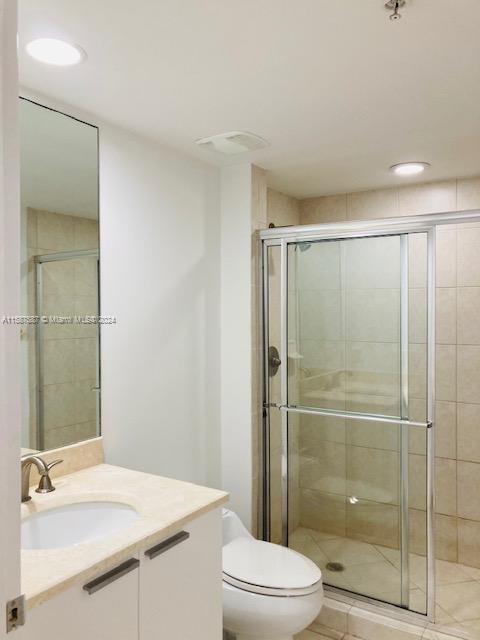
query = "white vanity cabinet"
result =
(139, 509, 223, 640)
(20, 509, 222, 640)
(20, 554, 140, 640)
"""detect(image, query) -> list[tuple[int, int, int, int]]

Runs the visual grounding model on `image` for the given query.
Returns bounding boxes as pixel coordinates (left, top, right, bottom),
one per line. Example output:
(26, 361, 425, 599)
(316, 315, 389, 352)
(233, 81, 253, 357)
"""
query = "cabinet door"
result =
(140, 509, 222, 640)
(20, 555, 139, 640)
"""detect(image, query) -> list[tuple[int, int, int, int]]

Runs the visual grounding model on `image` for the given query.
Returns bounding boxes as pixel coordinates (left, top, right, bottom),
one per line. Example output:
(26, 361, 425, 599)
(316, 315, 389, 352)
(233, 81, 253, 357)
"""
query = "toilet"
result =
(222, 509, 324, 640)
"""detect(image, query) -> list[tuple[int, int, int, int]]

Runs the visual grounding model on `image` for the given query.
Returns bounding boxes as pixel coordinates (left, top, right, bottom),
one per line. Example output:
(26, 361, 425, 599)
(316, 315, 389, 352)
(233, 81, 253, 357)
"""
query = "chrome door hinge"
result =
(6, 595, 25, 632)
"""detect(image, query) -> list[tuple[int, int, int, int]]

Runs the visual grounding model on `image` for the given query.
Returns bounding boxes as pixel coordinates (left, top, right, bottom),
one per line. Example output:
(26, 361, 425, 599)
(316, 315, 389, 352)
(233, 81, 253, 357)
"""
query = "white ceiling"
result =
(20, 98, 98, 218)
(18, 0, 480, 199)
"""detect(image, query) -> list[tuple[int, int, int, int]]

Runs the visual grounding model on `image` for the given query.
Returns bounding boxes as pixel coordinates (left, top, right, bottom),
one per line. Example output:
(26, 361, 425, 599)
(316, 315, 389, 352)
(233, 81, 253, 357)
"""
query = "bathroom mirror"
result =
(19, 97, 100, 453)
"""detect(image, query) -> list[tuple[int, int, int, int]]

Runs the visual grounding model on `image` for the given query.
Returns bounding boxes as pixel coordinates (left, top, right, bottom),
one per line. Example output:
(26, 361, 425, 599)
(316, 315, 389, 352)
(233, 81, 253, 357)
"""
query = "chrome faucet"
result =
(21, 455, 63, 503)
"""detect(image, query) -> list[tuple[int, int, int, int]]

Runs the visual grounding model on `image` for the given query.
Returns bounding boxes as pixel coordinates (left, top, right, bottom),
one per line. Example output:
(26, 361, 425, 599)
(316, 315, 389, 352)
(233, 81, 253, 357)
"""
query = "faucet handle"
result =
(35, 459, 63, 494)
(46, 459, 63, 472)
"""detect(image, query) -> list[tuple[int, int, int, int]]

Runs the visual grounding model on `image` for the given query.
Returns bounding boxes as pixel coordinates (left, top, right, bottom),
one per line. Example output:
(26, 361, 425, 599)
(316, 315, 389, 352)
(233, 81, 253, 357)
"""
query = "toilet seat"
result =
(223, 537, 322, 597)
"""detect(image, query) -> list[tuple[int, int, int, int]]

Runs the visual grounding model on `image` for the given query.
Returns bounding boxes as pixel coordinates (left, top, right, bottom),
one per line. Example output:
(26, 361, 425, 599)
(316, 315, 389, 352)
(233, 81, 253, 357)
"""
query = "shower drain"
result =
(326, 561, 345, 572)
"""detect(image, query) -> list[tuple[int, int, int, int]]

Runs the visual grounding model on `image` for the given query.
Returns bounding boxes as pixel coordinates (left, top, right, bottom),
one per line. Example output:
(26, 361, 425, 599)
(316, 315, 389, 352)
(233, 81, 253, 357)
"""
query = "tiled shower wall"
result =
(26, 208, 99, 450)
(266, 176, 480, 566)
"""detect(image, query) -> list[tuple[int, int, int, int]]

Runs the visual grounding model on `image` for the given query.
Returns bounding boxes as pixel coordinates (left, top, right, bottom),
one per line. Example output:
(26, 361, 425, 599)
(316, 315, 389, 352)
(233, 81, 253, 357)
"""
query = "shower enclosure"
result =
(34, 249, 100, 450)
(261, 218, 436, 617)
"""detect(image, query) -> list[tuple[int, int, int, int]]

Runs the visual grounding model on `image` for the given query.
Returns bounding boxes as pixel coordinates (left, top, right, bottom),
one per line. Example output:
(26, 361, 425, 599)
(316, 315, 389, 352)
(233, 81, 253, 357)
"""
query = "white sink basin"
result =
(22, 501, 139, 550)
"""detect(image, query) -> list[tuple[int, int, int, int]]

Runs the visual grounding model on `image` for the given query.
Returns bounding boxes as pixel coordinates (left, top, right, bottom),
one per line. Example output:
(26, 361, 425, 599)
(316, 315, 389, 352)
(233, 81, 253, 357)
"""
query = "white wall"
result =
(220, 165, 253, 529)
(100, 124, 221, 488)
(0, 0, 21, 634)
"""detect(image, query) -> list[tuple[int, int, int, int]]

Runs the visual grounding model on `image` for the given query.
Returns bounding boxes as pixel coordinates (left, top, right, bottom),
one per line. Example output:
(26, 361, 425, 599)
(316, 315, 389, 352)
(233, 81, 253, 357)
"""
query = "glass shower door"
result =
(264, 230, 432, 614)
(35, 251, 100, 450)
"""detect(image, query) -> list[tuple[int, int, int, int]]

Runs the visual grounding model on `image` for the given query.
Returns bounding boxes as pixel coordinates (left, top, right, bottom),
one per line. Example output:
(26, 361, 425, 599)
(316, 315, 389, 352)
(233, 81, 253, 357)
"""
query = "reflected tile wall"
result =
(26, 208, 99, 450)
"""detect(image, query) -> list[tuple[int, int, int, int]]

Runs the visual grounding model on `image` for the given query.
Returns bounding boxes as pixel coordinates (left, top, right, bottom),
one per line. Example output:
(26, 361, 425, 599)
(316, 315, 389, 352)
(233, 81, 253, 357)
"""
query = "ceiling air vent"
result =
(195, 131, 269, 155)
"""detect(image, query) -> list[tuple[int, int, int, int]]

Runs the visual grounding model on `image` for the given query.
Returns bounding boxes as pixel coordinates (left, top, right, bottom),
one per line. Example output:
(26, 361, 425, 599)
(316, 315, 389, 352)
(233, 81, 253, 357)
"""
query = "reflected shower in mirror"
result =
(19, 98, 100, 453)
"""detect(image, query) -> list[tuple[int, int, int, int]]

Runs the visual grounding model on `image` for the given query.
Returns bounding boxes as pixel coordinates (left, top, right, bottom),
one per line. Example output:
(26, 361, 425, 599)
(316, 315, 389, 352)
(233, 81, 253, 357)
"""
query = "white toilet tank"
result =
(222, 508, 252, 545)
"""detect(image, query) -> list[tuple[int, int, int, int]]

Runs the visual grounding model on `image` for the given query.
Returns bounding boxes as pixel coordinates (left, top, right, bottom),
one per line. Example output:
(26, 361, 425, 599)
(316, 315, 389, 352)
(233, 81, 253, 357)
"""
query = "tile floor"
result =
(291, 527, 480, 639)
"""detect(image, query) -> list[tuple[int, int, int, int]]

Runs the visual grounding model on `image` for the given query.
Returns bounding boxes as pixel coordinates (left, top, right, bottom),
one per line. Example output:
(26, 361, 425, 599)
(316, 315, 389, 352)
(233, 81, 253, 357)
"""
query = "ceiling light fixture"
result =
(390, 162, 430, 176)
(385, 0, 405, 21)
(26, 38, 86, 66)
(196, 131, 269, 155)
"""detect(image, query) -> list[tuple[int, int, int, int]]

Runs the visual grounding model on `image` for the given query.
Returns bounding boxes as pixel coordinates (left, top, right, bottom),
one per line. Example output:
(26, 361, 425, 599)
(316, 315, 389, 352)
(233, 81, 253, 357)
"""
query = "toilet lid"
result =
(223, 538, 322, 597)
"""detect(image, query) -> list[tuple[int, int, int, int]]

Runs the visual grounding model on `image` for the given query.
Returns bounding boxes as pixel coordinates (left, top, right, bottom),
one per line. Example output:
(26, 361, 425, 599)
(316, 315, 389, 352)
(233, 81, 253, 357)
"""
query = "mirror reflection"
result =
(20, 98, 100, 453)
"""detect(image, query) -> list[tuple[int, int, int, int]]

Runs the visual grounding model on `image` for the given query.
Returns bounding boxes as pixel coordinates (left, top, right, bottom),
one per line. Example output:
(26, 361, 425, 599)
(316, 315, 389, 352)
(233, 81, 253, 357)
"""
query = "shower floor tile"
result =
(291, 526, 480, 639)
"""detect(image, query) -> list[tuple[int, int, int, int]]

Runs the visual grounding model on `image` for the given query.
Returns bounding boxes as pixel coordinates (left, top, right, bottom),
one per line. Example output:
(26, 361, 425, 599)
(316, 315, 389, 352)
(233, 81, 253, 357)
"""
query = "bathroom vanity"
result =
(18, 463, 228, 640)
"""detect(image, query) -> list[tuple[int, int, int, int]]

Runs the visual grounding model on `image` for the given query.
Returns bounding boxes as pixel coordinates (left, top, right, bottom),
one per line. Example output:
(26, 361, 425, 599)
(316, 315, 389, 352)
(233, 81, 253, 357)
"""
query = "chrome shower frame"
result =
(259, 208, 480, 623)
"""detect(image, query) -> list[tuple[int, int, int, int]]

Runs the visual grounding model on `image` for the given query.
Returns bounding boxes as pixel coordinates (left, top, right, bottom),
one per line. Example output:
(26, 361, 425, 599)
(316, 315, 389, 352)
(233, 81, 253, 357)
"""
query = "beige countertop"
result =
(21, 463, 228, 609)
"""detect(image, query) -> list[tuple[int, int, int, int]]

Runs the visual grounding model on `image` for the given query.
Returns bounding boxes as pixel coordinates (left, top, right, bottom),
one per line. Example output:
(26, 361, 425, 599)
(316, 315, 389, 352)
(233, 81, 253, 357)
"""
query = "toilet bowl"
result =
(222, 509, 324, 640)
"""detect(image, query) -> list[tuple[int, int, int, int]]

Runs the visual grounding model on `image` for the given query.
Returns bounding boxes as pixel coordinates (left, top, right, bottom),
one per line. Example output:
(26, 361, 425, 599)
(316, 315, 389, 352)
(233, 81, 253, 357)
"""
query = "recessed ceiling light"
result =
(390, 162, 431, 176)
(25, 38, 86, 66)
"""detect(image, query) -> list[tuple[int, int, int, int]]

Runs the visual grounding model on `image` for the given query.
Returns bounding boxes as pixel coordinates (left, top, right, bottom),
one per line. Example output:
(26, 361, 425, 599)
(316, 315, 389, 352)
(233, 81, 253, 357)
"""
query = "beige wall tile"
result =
(457, 403, 480, 463)
(43, 339, 75, 385)
(345, 235, 400, 289)
(457, 345, 480, 403)
(435, 514, 458, 562)
(436, 288, 456, 345)
(43, 260, 76, 297)
(37, 210, 75, 250)
(299, 441, 346, 496)
(435, 401, 456, 460)
(458, 518, 480, 568)
(346, 418, 399, 452)
(300, 488, 346, 536)
(74, 337, 97, 381)
(397, 181, 456, 216)
(346, 500, 399, 548)
(298, 289, 343, 340)
(73, 217, 99, 250)
(457, 461, 480, 520)
(435, 458, 457, 517)
(436, 227, 457, 288)
(436, 345, 456, 402)
(346, 289, 400, 343)
(267, 188, 300, 227)
(44, 421, 97, 450)
(297, 239, 342, 289)
(74, 257, 98, 296)
(458, 228, 480, 286)
(457, 177, 480, 212)
(346, 445, 399, 505)
(346, 342, 400, 403)
(74, 380, 97, 423)
(300, 194, 347, 225)
(43, 382, 77, 430)
(347, 188, 397, 220)
(457, 287, 480, 345)
(299, 413, 346, 446)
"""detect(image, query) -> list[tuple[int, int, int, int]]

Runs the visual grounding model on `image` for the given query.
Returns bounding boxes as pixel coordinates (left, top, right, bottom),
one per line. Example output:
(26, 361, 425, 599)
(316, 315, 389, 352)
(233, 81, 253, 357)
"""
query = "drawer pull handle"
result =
(145, 530, 190, 559)
(83, 558, 139, 595)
